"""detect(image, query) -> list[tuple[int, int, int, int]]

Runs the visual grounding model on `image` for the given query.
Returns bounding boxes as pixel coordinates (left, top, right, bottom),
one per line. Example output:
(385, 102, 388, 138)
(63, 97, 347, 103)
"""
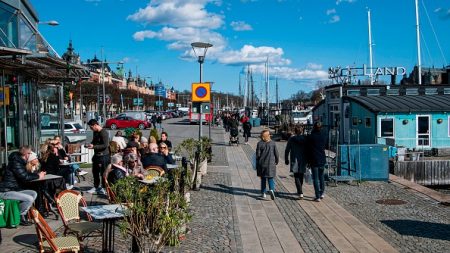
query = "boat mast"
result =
(415, 0, 422, 84)
(367, 8, 374, 85)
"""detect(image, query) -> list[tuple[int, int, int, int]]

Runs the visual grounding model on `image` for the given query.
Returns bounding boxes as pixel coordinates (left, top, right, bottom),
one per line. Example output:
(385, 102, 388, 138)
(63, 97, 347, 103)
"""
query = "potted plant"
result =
(112, 177, 191, 252)
(150, 128, 160, 142)
(174, 138, 209, 189)
(198, 137, 212, 175)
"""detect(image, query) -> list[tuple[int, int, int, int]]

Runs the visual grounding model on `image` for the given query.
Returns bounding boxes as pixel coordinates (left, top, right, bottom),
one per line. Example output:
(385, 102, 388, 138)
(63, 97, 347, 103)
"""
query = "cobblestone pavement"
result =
(269, 138, 450, 253)
(165, 126, 242, 253)
(240, 142, 339, 253)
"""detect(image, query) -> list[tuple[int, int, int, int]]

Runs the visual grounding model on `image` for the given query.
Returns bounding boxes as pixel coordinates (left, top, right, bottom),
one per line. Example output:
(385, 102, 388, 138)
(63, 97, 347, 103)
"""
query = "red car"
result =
(105, 115, 150, 130)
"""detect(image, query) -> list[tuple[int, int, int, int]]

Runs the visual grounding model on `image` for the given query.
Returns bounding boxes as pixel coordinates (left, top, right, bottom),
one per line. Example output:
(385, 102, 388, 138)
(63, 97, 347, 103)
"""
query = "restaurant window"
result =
(365, 118, 371, 128)
(352, 117, 358, 126)
(367, 89, 380, 96)
(0, 2, 18, 48)
(347, 90, 360, 96)
(406, 88, 419, 95)
(425, 88, 438, 95)
(380, 118, 394, 137)
(386, 89, 399, 96)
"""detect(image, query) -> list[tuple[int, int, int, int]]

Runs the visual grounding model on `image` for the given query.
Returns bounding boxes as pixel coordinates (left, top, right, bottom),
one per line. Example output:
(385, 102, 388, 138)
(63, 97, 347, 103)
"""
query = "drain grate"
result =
(376, 199, 407, 205)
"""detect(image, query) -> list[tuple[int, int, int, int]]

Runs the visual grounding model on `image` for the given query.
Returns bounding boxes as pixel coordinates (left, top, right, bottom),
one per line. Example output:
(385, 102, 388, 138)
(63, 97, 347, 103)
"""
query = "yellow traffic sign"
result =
(192, 82, 211, 102)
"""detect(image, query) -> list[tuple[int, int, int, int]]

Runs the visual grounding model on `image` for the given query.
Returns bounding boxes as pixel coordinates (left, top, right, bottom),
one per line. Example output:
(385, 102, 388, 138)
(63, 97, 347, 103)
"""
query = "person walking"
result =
(256, 129, 279, 200)
(307, 122, 327, 202)
(0, 146, 44, 226)
(285, 126, 307, 199)
(151, 114, 157, 129)
(242, 117, 252, 145)
(156, 114, 163, 129)
(86, 119, 110, 195)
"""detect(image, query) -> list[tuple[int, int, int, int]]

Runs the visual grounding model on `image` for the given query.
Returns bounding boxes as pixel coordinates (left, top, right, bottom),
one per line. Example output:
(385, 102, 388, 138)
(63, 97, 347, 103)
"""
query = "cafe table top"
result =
(81, 204, 126, 220)
(31, 174, 62, 182)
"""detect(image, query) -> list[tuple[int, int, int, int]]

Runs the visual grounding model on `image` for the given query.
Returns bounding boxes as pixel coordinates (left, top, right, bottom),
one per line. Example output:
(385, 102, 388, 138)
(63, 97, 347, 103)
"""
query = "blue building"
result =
(313, 84, 450, 150)
(343, 94, 450, 150)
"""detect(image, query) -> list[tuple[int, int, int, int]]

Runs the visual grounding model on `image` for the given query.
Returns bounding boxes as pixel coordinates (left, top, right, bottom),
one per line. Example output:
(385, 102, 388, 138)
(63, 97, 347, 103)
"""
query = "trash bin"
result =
(252, 118, 261, 127)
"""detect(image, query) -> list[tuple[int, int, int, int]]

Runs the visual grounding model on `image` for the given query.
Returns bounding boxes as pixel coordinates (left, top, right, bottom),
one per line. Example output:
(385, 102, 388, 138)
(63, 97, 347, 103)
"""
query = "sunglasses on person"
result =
(159, 146, 167, 149)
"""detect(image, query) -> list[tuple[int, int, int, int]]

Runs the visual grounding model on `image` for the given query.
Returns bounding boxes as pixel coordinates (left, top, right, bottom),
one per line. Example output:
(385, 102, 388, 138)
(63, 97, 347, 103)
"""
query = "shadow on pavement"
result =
(13, 234, 38, 248)
(200, 183, 298, 201)
(381, 220, 450, 241)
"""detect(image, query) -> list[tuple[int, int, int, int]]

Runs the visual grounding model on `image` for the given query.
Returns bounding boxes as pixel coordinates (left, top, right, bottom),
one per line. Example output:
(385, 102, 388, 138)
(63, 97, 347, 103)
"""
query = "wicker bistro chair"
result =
(144, 166, 165, 177)
(103, 176, 117, 203)
(28, 207, 80, 253)
(55, 190, 102, 241)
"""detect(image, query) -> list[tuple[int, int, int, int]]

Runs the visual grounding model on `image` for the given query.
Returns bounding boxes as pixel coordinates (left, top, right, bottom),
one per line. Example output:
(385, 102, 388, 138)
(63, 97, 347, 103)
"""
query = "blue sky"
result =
(33, 0, 450, 100)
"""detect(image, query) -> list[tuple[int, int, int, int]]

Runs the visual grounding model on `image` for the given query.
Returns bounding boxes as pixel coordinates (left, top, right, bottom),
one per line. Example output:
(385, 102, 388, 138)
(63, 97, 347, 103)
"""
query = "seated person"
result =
(0, 146, 45, 226)
(127, 134, 140, 149)
(158, 142, 175, 165)
(141, 143, 167, 171)
(40, 142, 70, 190)
(107, 154, 129, 185)
(112, 131, 127, 150)
(124, 153, 145, 179)
(157, 132, 172, 151)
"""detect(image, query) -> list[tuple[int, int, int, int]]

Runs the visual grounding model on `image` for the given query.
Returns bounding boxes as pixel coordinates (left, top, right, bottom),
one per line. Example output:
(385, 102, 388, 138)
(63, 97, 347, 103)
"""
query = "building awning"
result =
(344, 95, 450, 113)
(0, 54, 90, 83)
(0, 46, 32, 56)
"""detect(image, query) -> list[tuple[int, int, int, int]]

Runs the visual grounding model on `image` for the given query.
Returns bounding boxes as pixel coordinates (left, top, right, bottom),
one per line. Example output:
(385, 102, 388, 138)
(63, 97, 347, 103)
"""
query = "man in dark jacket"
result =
(86, 119, 110, 195)
(141, 143, 167, 171)
(0, 146, 45, 225)
(285, 126, 307, 199)
(307, 122, 327, 202)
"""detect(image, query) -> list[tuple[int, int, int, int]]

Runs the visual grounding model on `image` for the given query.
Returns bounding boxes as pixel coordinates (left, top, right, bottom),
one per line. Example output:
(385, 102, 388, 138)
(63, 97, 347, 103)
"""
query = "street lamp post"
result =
(191, 41, 212, 190)
(191, 42, 212, 140)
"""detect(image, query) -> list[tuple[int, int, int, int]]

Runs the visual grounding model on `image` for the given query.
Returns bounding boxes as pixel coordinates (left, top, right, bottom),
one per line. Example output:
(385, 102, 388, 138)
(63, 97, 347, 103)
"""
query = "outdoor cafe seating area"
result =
(0, 151, 190, 253)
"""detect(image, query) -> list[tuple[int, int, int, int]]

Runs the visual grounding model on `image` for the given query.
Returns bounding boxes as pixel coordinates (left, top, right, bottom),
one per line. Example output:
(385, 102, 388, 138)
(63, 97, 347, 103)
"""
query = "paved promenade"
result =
(2, 117, 450, 252)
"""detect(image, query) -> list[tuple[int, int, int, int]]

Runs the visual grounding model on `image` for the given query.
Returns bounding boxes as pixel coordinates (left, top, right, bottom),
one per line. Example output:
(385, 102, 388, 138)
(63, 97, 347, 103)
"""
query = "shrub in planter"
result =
(112, 177, 190, 252)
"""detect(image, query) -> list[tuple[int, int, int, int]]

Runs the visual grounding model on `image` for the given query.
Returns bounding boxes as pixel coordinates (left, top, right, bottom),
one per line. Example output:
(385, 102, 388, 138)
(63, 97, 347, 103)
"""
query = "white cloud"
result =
(127, 0, 224, 29)
(230, 21, 253, 31)
(336, 0, 356, 5)
(329, 15, 340, 23)
(249, 64, 328, 82)
(217, 45, 290, 66)
(326, 8, 336, 15)
(128, 0, 328, 83)
(306, 63, 323, 70)
(434, 7, 450, 19)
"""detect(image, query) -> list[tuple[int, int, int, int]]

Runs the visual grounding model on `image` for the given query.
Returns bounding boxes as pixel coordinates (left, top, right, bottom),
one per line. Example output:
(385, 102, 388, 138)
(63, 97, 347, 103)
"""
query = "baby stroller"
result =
(229, 127, 239, 145)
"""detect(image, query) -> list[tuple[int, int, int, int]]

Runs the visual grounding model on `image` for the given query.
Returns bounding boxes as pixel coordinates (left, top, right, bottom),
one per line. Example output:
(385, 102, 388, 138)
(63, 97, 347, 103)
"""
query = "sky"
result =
(32, 0, 450, 100)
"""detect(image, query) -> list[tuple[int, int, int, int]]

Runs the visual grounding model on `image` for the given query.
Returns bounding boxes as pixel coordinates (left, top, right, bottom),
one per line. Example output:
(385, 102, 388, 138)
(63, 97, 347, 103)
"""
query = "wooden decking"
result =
(228, 139, 398, 253)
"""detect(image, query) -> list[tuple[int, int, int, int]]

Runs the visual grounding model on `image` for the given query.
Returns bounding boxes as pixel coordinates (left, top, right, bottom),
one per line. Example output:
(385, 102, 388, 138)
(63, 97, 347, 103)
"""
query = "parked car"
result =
(117, 111, 148, 121)
(105, 115, 150, 130)
(40, 121, 86, 143)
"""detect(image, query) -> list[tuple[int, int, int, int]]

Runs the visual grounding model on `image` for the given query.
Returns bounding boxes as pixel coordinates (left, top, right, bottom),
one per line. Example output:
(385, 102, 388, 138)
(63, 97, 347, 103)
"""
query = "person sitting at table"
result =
(107, 154, 129, 185)
(26, 152, 40, 173)
(141, 143, 167, 171)
(158, 142, 175, 165)
(127, 134, 140, 149)
(157, 132, 172, 151)
(40, 142, 70, 190)
(53, 136, 78, 187)
(124, 153, 145, 179)
(112, 131, 127, 150)
(0, 146, 45, 226)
